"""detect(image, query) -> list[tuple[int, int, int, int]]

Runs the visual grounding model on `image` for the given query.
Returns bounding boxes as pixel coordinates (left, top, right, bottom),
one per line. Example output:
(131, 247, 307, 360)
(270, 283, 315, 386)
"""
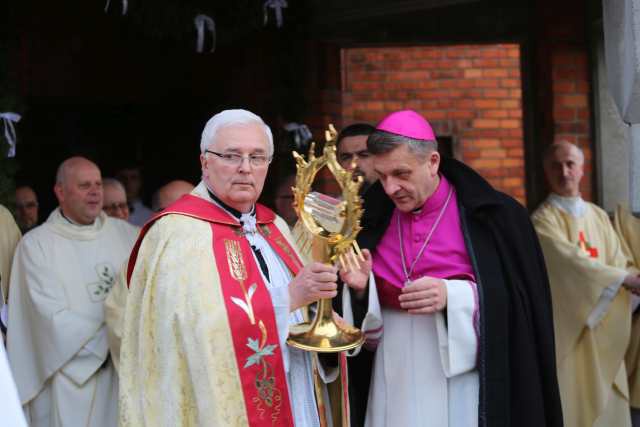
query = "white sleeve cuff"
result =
(436, 279, 479, 378)
(586, 274, 626, 329)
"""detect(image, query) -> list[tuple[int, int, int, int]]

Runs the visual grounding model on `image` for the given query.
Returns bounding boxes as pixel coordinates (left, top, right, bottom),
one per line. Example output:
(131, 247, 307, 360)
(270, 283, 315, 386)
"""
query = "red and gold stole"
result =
(126, 194, 303, 427)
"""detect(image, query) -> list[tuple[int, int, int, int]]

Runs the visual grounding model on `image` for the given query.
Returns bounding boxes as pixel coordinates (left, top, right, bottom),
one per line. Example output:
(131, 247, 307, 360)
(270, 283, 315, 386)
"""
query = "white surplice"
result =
(7, 209, 138, 427)
(361, 278, 479, 427)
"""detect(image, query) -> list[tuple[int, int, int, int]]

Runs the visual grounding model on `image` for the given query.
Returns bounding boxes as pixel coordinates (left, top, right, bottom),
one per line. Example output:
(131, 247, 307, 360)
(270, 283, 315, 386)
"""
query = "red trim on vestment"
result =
(126, 194, 275, 286)
(212, 222, 294, 427)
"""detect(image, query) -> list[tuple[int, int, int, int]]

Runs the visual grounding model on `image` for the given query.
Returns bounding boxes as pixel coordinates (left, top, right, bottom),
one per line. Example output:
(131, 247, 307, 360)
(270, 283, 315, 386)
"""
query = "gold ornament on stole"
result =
(287, 124, 366, 352)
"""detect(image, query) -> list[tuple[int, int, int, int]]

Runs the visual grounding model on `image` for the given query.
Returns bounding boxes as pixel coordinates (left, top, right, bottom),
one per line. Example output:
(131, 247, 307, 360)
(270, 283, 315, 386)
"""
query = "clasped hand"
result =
(399, 276, 447, 314)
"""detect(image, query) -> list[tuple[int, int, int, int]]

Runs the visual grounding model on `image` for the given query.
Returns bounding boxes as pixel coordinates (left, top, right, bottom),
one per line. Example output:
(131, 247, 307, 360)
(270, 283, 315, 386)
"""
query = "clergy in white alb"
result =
(118, 109, 349, 427)
(7, 157, 138, 427)
(345, 110, 563, 427)
(532, 141, 640, 427)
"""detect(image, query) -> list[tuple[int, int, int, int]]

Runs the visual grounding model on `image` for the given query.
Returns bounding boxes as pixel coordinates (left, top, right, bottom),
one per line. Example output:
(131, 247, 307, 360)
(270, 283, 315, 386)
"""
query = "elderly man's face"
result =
(373, 144, 440, 213)
(103, 185, 130, 220)
(200, 123, 270, 213)
(337, 135, 377, 188)
(15, 186, 39, 231)
(55, 162, 103, 225)
(544, 144, 584, 197)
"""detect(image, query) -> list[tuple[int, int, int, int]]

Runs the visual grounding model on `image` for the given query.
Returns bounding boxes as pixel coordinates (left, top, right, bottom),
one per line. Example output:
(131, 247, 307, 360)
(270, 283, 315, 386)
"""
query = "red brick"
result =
(501, 79, 520, 88)
(508, 109, 523, 119)
(500, 119, 521, 129)
(473, 119, 500, 128)
(473, 58, 501, 67)
(431, 69, 463, 79)
(471, 138, 501, 148)
(483, 110, 509, 119)
(464, 69, 483, 78)
(553, 108, 576, 121)
(482, 148, 508, 158)
(484, 68, 510, 78)
(503, 158, 524, 167)
(557, 94, 588, 108)
(450, 110, 475, 119)
(470, 158, 502, 168)
(507, 148, 524, 157)
(484, 89, 510, 98)
(501, 99, 520, 109)
(509, 89, 522, 99)
(474, 99, 500, 109)
(456, 99, 475, 109)
(475, 79, 500, 88)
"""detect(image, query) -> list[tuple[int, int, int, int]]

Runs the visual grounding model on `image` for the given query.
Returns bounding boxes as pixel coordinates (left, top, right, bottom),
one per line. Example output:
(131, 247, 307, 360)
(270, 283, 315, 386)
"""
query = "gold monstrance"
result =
(287, 124, 366, 353)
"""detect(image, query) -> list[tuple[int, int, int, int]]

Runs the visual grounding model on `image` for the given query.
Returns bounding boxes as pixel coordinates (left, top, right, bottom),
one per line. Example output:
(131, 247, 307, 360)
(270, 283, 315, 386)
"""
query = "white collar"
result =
(547, 193, 586, 218)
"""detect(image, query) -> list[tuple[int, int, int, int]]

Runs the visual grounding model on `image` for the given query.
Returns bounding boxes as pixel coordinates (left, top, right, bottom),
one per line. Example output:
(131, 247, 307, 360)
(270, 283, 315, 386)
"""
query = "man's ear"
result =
(53, 183, 64, 204)
(429, 150, 441, 175)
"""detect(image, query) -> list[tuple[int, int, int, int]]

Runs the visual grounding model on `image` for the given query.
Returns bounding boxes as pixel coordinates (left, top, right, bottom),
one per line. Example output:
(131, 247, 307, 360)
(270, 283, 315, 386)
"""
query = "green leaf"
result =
(246, 337, 260, 352)
(244, 353, 261, 368)
(259, 344, 277, 357)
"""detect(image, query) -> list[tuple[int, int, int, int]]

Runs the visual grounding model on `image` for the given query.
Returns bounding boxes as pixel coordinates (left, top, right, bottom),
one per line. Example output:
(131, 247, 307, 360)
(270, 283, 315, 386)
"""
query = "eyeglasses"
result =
(205, 150, 271, 167)
(16, 201, 38, 210)
(103, 202, 129, 212)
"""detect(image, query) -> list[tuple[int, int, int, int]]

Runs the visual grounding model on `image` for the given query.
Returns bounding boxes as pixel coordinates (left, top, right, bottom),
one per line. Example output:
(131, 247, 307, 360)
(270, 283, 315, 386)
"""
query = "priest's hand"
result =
(399, 276, 447, 314)
(623, 274, 640, 295)
(289, 262, 338, 311)
(339, 249, 372, 300)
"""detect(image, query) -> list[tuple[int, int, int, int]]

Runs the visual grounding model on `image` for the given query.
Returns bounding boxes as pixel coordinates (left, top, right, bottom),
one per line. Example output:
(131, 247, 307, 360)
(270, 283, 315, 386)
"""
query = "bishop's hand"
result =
(339, 248, 372, 300)
(399, 276, 447, 314)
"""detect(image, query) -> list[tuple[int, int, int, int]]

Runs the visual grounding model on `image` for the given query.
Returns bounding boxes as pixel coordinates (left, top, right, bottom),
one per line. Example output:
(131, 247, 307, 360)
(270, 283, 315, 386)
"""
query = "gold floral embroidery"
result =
(225, 239, 256, 324)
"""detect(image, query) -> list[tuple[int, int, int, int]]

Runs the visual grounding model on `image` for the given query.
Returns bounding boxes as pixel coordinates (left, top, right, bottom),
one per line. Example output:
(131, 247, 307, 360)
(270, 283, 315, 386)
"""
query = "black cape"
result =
(348, 157, 563, 427)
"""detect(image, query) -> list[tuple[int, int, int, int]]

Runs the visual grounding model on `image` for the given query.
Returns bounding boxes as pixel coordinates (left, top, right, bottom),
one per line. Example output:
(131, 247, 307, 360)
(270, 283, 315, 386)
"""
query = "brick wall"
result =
(341, 44, 526, 204)
(551, 47, 593, 201)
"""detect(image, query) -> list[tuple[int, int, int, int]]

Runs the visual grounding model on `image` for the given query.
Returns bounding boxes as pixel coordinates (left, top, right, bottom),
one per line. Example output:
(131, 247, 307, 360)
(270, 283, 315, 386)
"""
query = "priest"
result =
(532, 141, 640, 427)
(614, 204, 640, 426)
(7, 156, 139, 426)
(118, 109, 348, 426)
(345, 110, 562, 427)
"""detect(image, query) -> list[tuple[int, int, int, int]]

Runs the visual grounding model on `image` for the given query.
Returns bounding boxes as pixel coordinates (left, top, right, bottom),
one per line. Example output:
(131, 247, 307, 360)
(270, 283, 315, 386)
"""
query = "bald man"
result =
(151, 180, 195, 212)
(7, 156, 138, 427)
(532, 141, 640, 427)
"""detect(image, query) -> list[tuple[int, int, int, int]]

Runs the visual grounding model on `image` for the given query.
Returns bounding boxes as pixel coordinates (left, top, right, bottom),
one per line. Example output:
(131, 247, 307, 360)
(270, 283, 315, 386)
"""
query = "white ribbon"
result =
(194, 14, 216, 53)
(263, 0, 288, 28)
(0, 112, 21, 158)
(104, 0, 128, 15)
(284, 122, 313, 150)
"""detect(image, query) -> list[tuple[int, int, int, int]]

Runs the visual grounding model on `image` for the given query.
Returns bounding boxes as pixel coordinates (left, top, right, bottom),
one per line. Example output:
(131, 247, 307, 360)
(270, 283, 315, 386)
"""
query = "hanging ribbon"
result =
(0, 112, 21, 158)
(263, 0, 288, 28)
(104, 0, 128, 15)
(283, 122, 313, 150)
(194, 14, 216, 53)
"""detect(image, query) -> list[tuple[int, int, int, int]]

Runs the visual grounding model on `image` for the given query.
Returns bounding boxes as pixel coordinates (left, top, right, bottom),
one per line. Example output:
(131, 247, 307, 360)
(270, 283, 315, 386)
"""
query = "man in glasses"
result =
(14, 185, 39, 233)
(102, 178, 131, 222)
(118, 109, 350, 426)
